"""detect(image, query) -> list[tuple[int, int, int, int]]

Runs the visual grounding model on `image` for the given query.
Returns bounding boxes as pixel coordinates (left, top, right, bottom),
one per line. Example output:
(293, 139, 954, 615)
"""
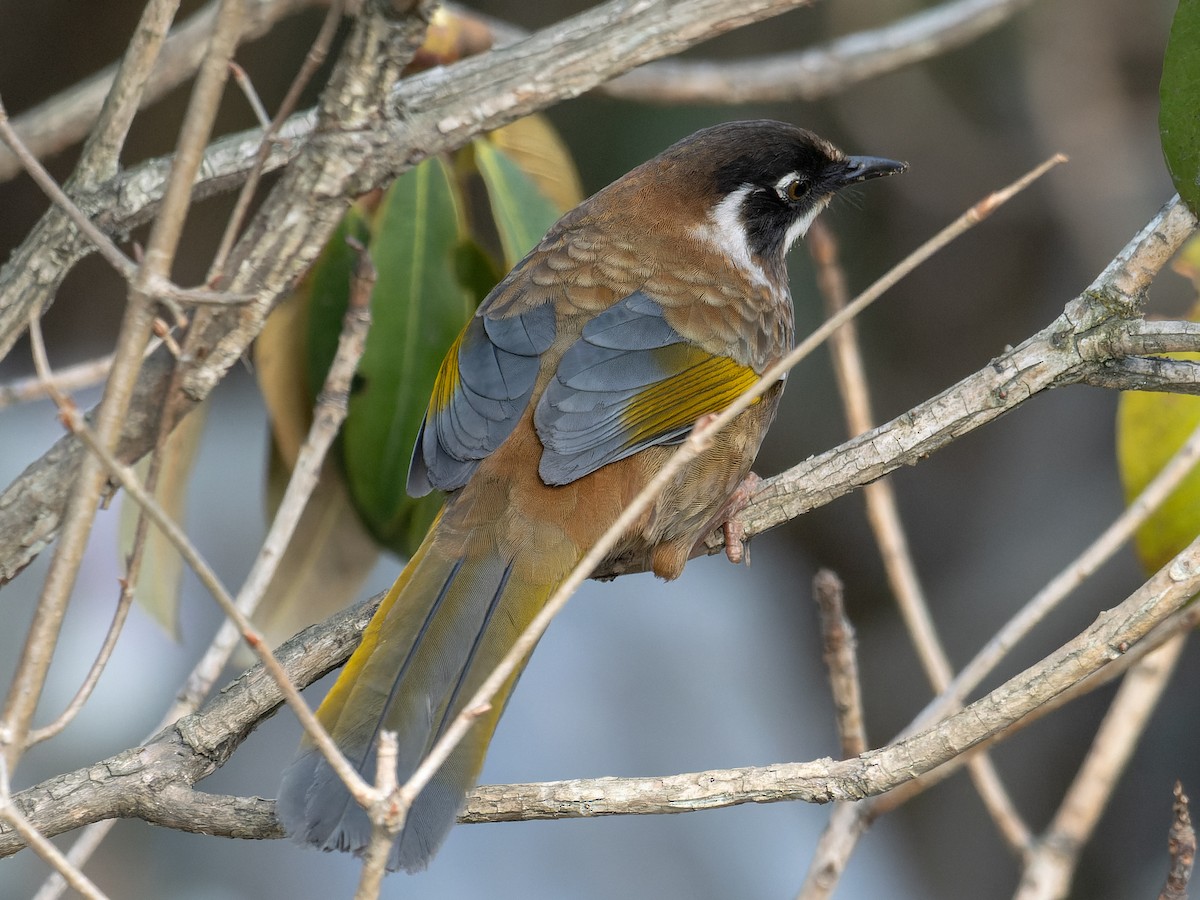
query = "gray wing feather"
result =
(535, 292, 692, 485)
(407, 302, 555, 496)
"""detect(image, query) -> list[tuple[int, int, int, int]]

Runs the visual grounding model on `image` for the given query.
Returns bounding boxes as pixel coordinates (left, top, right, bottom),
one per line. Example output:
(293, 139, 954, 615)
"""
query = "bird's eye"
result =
(785, 178, 808, 202)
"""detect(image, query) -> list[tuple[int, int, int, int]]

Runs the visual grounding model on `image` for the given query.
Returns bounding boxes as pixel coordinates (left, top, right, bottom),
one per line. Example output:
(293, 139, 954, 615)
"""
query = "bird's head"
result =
(602, 120, 906, 284)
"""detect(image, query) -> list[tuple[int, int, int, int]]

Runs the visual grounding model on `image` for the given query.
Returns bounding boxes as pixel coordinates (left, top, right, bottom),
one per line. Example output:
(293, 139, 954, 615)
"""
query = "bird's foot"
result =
(718, 472, 760, 566)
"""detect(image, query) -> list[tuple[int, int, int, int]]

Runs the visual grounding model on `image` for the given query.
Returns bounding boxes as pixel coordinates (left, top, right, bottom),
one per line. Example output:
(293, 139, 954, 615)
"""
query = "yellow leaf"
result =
(120, 402, 210, 639)
(256, 286, 312, 470)
(1116, 291, 1200, 574)
(487, 115, 585, 214)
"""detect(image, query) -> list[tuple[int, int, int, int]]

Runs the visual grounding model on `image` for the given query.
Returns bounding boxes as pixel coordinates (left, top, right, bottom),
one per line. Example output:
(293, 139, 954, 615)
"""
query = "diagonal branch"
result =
(605, 0, 1038, 104)
(688, 196, 1199, 565)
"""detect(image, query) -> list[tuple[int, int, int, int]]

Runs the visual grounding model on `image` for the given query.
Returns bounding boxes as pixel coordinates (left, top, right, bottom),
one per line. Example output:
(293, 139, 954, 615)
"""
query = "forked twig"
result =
(1014, 635, 1189, 899)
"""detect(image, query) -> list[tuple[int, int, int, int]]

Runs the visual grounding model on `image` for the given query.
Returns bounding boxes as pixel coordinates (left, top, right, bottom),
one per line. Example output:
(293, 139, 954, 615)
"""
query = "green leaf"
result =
(304, 204, 373, 408)
(473, 139, 565, 267)
(339, 159, 473, 554)
(454, 238, 505, 306)
(1161, 0, 1200, 216)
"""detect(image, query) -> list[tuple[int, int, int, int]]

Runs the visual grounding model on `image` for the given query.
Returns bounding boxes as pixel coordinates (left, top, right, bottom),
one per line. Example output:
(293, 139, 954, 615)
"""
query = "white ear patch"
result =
(691, 185, 771, 289)
(782, 197, 829, 253)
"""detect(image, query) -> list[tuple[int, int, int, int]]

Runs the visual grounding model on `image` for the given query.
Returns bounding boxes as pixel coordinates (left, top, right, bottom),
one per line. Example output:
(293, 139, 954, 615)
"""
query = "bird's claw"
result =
(719, 472, 760, 565)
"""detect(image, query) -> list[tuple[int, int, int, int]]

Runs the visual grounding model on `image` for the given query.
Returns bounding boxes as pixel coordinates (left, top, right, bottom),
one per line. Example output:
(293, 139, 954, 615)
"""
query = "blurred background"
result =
(0, 0, 1194, 897)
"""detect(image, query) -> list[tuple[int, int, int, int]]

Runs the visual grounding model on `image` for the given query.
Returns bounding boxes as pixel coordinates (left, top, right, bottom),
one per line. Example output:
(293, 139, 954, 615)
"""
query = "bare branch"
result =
(1162, 782, 1195, 900)
(0, 0, 323, 183)
(811, 570, 867, 759)
(0, 353, 116, 409)
(606, 0, 1038, 104)
(4, 514, 1199, 851)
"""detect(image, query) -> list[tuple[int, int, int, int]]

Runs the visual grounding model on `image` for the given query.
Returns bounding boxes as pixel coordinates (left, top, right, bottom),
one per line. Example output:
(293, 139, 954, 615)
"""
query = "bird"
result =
(276, 119, 905, 873)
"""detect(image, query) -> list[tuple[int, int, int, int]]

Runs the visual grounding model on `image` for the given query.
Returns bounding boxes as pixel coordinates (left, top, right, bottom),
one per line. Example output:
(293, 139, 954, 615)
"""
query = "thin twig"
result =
(209, 0, 344, 281)
(811, 570, 867, 759)
(1014, 635, 1189, 900)
(74, 0, 182, 189)
(229, 62, 272, 128)
(0, 95, 247, 313)
(398, 153, 1067, 823)
(1162, 782, 1195, 900)
(21, 330, 170, 752)
(0, 353, 115, 409)
(30, 820, 113, 900)
(0, 96, 142, 280)
(356, 731, 400, 900)
(24, 551, 137, 745)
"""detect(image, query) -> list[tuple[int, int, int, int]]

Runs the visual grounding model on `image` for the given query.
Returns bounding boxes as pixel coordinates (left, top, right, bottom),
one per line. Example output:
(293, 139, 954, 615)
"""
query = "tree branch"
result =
(687, 196, 1199, 565)
(2, 195, 1198, 855)
(604, 0, 1038, 104)
(4, 513, 1198, 850)
(0, 0, 322, 183)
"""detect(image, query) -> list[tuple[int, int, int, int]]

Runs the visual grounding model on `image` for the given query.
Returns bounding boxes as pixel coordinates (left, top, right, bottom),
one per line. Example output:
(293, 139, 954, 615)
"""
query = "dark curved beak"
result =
(837, 155, 908, 187)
